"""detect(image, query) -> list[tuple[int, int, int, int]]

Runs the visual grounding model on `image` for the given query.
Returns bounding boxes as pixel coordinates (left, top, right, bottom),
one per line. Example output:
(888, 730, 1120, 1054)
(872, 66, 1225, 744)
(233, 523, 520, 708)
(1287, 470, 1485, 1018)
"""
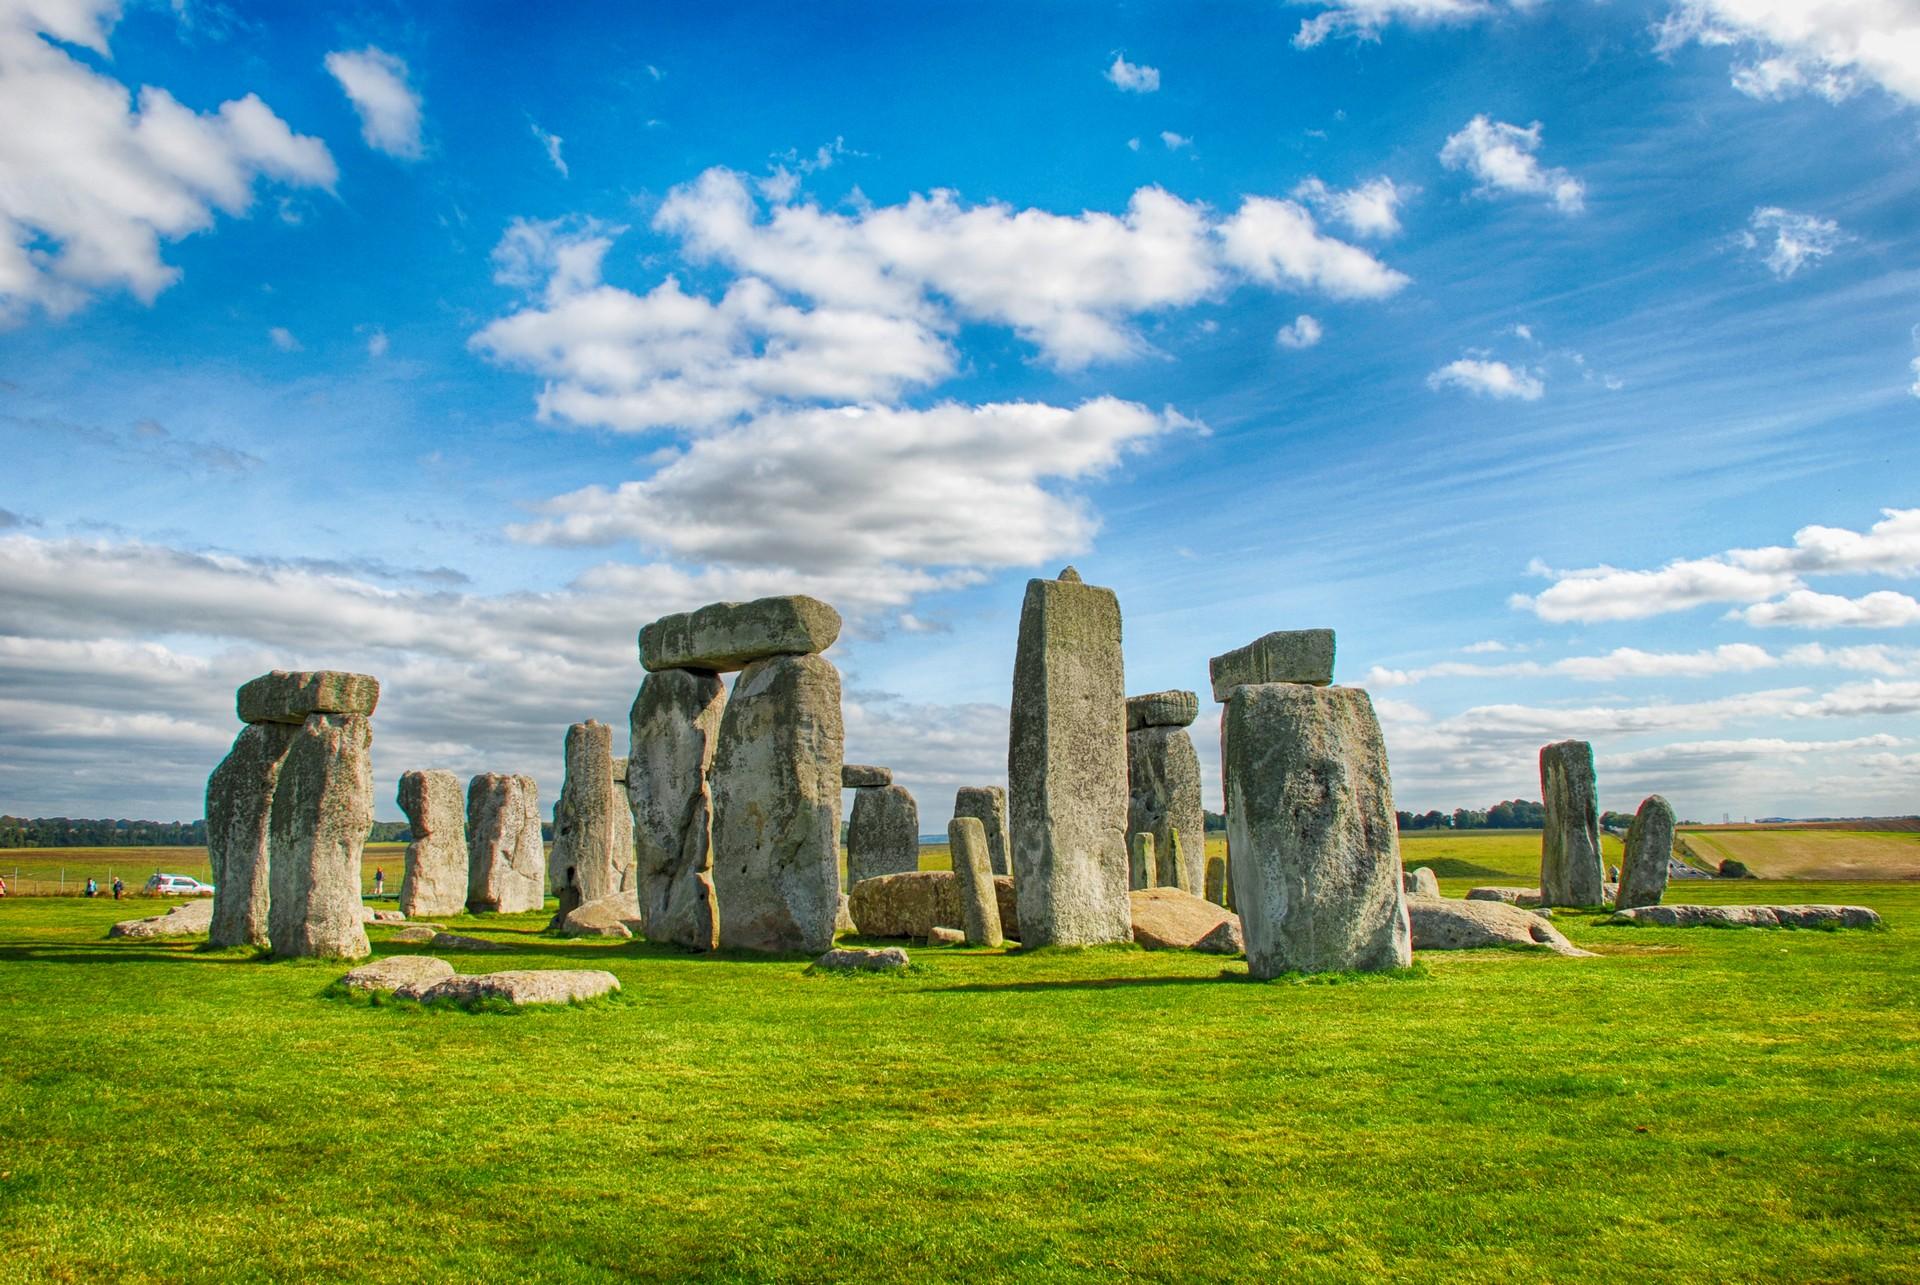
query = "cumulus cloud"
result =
(1426, 357, 1544, 400)
(0, 0, 335, 323)
(1105, 54, 1160, 92)
(1217, 197, 1410, 299)
(1654, 0, 1920, 106)
(1739, 206, 1846, 278)
(1735, 589, 1920, 629)
(1291, 0, 1528, 48)
(1276, 314, 1323, 349)
(1439, 115, 1585, 213)
(1514, 508, 1920, 623)
(324, 47, 423, 159)
(1160, 130, 1192, 150)
(1292, 176, 1408, 237)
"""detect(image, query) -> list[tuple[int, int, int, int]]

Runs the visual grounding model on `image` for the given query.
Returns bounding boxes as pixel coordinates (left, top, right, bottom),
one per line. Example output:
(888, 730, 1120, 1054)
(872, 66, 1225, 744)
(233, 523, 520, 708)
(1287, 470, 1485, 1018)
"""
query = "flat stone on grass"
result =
(1609, 904, 1882, 929)
(429, 932, 514, 952)
(338, 955, 455, 994)
(109, 899, 214, 939)
(410, 969, 621, 1007)
(810, 947, 911, 973)
(1410, 899, 1594, 957)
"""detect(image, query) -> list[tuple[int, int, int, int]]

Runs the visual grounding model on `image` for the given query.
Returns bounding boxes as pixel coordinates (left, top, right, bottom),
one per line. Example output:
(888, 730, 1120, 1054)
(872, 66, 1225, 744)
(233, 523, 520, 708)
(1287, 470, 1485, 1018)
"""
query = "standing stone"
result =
(629, 667, 726, 951)
(1129, 831, 1157, 890)
(206, 720, 299, 948)
(466, 774, 544, 913)
(1008, 569, 1132, 947)
(549, 720, 637, 920)
(953, 786, 1010, 876)
(948, 817, 1005, 947)
(1204, 853, 1227, 906)
(266, 713, 374, 960)
(1208, 629, 1335, 702)
(709, 653, 844, 953)
(1224, 683, 1410, 977)
(1127, 703, 1206, 895)
(1539, 740, 1604, 907)
(397, 770, 468, 918)
(1618, 794, 1675, 910)
(640, 595, 842, 673)
(847, 784, 920, 886)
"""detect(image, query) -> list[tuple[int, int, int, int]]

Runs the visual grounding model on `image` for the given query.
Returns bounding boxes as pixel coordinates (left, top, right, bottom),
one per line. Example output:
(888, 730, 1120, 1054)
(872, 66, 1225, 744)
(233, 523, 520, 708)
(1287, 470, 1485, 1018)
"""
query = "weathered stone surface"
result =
(1225, 683, 1410, 977)
(1126, 689, 1199, 731)
(1467, 886, 1543, 906)
(1403, 866, 1441, 899)
(922, 926, 960, 945)
(811, 946, 910, 973)
(109, 899, 215, 939)
(841, 764, 892, 788)
(559, 896, 640, 938)
(1127, 724, 1205, 894)
(628, 667, 726, 952)
(611, 757, 629, 785)
(465, 774, 544, 914)
(371, 909, 406, 923)
(266, 714, 373, 960)
(847, 870, 1019, 940)
(948, 817, 1004, 947)
(1205, 854, 1227, 906)
(847, 784, 920, 885)
(413, 969, 621, 1006)
(397, 770, 468, 919)
(1008, 570, 1131, 947)
(710, 653, 844, 953)
(338, 955, 455, 993)
(1129, 888, 1242, 952)
(1540, 739, 1604, 907)
(1193, 917, 1244, 955)
(640, 595, 842, 673)
(358, 905, 377, 923)
(207, 719, 299, 948)
(1618, 795, 1675, 910)
(236, 670, 380, 725)
(953, 786, 1010, 876)
(1409, 899, 1595, 958)
(1610, 904, 1882, 929)
(428, 932, 514, 951)
(391, 925, 440, 943)
(549, 720, 637, 922)
(1208, 630, 1335, 702)
(1128, 831, 1157, 890)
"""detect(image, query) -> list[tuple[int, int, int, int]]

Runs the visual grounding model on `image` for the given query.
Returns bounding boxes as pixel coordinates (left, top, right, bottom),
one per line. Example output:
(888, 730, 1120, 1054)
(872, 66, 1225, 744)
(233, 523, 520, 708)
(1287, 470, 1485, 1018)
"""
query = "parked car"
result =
(145, 874, 215, 897)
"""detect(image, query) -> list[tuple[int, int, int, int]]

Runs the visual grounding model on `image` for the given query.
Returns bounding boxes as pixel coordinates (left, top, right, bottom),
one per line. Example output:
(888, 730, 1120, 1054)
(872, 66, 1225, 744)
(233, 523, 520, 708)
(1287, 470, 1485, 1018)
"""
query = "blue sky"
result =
(2, 0, 1918, 826)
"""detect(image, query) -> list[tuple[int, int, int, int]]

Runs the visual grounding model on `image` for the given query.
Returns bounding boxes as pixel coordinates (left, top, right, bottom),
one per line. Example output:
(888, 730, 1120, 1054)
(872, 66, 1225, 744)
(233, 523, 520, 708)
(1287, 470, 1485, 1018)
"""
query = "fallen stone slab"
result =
(108, 899, 215, 939)
(371, 909, 406, 923)
(1409, 899, 1594, 957)
(358, 905, 377, 923)
(640, 595, 842, 673)
(237, 670, 380, 725)
(558, 897, 640, 939)
(811, 946, 910, 973)
(338, 955, 455, 994)
(1608, 904, 1882, 930)
(927, 926, 965, 945)
(1208, 629, 1334, 702)
(841, 764, 892, 788)
(410, 969, 621, 1007)
(391, 925, 441, 943)
(1403, 867, 1441, 899)
(1129, 887, 1241, 952)
(1125, 689, 1199, 731)
(1468, 885, 1619, 907)
(429, 932, 515, 952)
(847, 870, 1018, 941)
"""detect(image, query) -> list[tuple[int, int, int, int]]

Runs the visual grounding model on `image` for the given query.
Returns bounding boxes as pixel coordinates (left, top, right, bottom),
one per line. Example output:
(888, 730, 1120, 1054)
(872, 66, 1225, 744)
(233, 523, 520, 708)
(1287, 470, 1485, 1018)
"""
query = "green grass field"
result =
(0, 843, 1916, 1282)
(1678, 828, 1920, 881)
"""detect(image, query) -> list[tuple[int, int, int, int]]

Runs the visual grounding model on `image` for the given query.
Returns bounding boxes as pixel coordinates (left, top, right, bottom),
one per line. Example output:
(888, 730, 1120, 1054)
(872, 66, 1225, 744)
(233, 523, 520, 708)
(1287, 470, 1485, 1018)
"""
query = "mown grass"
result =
(0, 875, 1917, 1282)
(1679, 828, 1920, 881)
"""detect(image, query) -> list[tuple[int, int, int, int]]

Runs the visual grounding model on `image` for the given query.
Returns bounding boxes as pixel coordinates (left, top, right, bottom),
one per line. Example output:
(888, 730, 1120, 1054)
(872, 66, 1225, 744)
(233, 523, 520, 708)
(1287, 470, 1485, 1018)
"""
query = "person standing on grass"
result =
(86, 878, 97, 898)
(0, 875, 7, 898)
(374, 868, 385, 898)
(111, 877, 123, 900)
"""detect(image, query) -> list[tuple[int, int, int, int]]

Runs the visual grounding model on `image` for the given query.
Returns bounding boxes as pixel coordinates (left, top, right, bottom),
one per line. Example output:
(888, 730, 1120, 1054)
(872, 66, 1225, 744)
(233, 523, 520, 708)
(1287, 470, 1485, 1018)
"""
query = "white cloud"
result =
(1654, 0, 1920, 107)
(1366, 643, 1788, 689)
(268, 326, 300, 352)
(324, 47, 423, 160)
(1735, 589, 1920, 629)
(1439, 115, 1585, 213)
(1217, 197, 1411, 300)
(1462, 639, 1513, 653)
(0, 0, 335, 324)
(1276, 314, 1323, 349)
(1291, 0, 1525, 48)
(1105, 55, 1160, 93)
(1127, 137, 1142, 152)
(1292, 176, 1408, 237)
(532, 123, 568, 177)
(1910, 353, 1920, 398)
(1739, 206, 1846, 278)
(1426, 357, 1544, 400)
(1160, 130, 1192, 150)
(1515, 508, 1920, 623)
(365, 326, 389, 357)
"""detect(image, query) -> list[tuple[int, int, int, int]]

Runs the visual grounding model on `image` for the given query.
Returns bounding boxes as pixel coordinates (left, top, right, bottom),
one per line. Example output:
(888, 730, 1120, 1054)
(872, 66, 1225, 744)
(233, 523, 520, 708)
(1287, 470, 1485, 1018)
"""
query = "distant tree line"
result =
(1394, 800, 1549, 831)
(1, 816, 420, 848)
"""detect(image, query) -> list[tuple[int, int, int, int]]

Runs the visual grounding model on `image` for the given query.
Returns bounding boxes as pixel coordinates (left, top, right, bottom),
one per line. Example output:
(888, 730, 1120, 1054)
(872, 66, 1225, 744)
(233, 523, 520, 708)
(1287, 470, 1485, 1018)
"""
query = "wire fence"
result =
(0, 865, 199, 899)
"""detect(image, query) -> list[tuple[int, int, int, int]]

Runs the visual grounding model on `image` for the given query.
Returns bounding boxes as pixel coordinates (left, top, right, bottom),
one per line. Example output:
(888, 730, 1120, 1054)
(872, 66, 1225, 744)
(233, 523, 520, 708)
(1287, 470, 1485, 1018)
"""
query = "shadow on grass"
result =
(0, 943, 261, 966)
(927, 974, 1233, 994)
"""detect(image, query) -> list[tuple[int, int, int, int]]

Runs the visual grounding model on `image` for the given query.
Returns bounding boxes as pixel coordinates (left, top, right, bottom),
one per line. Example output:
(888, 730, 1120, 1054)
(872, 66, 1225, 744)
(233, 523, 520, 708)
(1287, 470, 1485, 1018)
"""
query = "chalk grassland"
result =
(1679, 828, 1920, 881)
(2, 843, 447, 895)
(0, 883, 1917, 1283)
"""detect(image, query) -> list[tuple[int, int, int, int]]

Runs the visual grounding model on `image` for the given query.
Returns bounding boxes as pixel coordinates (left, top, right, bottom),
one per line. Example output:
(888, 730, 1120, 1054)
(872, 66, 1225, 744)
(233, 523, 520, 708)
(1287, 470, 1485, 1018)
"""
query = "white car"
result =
(145, 874, 215, 897)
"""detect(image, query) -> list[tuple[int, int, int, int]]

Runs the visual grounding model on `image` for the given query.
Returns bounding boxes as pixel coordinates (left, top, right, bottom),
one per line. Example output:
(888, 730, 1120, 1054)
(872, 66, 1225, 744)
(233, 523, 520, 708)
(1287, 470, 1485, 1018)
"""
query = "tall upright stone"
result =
(549, 720, 637, 920)
(629, 667, 727, 951)
(1618, 793, 1675, 910)
(1126, 690, 1206, 895)
(847, 783, 920, 886)
(397, 769, 468, 918)
(466, 773, 544, 913)
(953, 786, 1010, 876)
(710, 653, 844, 953)
(948, 817, 1004, 947)
(1540, 739, 1604, 907)
(207, 720, 299, 948)
(1223, 682, 1410, 977)
(267, 713, 374, 960)
(1204, 853, 1227, 906)
(1007, 567, 1131, 947)
(1128, 831, 1157, 890)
